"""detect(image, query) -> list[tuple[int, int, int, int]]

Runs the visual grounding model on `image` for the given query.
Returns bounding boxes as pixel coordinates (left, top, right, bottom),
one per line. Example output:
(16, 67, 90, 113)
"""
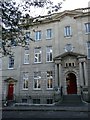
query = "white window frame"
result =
(24, 50, 29, 64)
(85, 23, 90, 34)
(64, 26, 72, 37)
(35, 31, 41, 41)
(46, 46, 53, 62)
(34, 48, 42, 63)
(46, 29, 52, 39)
(47, 71, 53, 89)
(33, 72, 41, 90)
(8, 56, 14, 69)
(87, 42, 90, 59)
(23, 73, 29, 90)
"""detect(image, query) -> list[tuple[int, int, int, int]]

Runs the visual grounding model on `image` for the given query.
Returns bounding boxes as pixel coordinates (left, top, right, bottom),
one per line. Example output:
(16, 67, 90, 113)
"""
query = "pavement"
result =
(2, 102, 89, 112)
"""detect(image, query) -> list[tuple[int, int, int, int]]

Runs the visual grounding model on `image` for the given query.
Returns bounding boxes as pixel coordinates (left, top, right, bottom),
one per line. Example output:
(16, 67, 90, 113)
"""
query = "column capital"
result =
(78, 56, 86, 62)
(55, 59, 62, 64)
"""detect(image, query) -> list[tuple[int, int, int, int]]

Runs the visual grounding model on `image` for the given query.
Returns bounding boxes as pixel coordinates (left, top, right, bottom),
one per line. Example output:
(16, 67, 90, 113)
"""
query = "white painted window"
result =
(34, 72, 41, 89)
(23, 73, 29, 90)
(35, 31, 41, 41)
(64, 26, 72, 37)
(8, 56, 14, 69)
(85, 23, 90, 33)
(87, 42, 90, 59)
(46, 29, 52, 39)
(34, 48, 42, 63)
(24, 49, 29, 64)
(46, 46, 53, 62)
(47, 71, 53, 89)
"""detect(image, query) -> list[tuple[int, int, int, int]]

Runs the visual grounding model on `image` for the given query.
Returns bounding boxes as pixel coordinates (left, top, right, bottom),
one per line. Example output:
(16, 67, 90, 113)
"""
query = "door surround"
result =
(4, 77, 17, 101)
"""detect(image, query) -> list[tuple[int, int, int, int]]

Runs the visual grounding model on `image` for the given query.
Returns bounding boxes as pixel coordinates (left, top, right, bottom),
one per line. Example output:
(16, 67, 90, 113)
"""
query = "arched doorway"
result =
(66, 73, 77, 94)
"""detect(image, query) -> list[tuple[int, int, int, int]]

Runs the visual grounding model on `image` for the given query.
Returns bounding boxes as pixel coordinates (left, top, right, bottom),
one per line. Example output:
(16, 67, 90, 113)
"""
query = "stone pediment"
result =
(52, 10, 82, 21)
(53, 52, 86, 60)
(51, 8, 90, 21)
(4, 77, 17, 82)
(32, 9, 83, 24)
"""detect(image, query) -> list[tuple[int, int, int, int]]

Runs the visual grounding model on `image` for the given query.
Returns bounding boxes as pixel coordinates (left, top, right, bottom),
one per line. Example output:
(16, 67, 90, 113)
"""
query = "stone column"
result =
(83, 61, 88, 86)
(59, 62, 62, 87)
(55, 63, 59, 87)
(79, 62, 84, 86)
(57, 64, 59, 87)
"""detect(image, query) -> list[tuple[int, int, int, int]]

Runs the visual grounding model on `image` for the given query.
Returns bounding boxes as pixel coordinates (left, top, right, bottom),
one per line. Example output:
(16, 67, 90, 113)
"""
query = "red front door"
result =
(66, 73, 77, 94)
(7, 83, 14, 100)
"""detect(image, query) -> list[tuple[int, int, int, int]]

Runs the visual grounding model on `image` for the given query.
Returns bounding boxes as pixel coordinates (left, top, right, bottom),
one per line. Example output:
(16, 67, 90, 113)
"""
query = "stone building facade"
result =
(2, 7, 90, 104)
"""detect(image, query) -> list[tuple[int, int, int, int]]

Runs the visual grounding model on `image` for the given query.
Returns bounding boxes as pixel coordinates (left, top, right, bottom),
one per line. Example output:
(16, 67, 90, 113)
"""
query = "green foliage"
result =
(0, 0, 65, 55)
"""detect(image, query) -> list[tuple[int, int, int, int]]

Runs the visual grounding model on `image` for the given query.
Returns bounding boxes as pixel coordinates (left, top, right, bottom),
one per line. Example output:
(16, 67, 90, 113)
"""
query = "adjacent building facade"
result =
(2, 7, 90, 104)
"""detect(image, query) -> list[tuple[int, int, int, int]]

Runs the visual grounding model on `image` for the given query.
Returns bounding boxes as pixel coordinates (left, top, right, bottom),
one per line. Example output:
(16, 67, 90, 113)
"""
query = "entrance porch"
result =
(53, 52, 87, 95)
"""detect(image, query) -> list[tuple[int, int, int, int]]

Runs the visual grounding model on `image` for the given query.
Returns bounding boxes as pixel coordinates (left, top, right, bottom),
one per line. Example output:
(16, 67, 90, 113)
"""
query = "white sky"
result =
(61, 0, 89, 11)
(15, 0, 90, 16)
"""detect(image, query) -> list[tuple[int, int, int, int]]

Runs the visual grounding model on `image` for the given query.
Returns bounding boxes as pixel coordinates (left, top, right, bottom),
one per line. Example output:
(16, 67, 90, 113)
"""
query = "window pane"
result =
(34, 72, 41, 89)
(85, 23, 90, 33)
(87, 42, 90, 48)
(47, 54, 49, 61)
(34, 80, 37, 88)
(46, 46, 52, 62)
(34, 48, 42, 63)
(64, 26, 72, 37)
(47, 99, 53, 104)
(87, 42, 90, 59)
(50, 52, 52, 61)
(47, 79, 52, 88)
(22, 99, 27, 103)
(23, 73, 28, 89)
(47, 71, 53, 89)
(24, 50, 29, 64)
(23, 79, 28, 89)
(39, 54, 41, 62)
(9, 56, 14, 68)
(35, 31, 41, 41)
(46, 29, 52, 39)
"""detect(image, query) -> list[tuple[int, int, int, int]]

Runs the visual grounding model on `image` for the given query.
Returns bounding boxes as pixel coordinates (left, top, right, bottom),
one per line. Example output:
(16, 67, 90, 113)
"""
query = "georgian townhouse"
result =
(2, 7, 89, 104)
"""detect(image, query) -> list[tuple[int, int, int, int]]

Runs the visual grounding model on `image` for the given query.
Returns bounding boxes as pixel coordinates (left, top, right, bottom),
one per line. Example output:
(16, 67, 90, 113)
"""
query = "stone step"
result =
(62, 94, 82, 103)
(55, 94, 85, 106)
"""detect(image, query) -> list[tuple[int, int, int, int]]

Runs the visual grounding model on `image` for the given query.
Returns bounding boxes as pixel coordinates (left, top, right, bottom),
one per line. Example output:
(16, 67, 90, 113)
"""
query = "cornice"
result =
(20, 7, 90, 28)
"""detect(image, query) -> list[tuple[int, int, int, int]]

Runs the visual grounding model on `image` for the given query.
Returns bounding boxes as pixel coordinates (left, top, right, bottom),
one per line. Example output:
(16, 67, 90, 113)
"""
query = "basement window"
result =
(47, 99, 53, 104)
(22, 99, 27, 103)
(33, 99, 40, 104)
